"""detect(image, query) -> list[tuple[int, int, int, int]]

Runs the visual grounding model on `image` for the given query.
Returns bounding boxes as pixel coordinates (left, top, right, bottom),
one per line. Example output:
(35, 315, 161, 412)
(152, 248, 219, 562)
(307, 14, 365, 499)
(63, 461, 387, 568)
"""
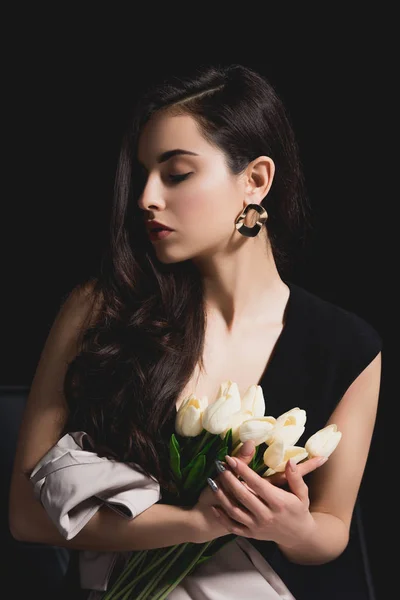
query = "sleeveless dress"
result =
(167, 280, 383, 600)
(59, 280, 382, 600)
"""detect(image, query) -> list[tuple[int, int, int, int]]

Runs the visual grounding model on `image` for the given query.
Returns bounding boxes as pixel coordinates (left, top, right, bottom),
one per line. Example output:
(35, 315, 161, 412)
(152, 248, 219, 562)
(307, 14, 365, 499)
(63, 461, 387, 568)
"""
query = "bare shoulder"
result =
(58, 278, 103, 334)
(12, 278, 103, 473)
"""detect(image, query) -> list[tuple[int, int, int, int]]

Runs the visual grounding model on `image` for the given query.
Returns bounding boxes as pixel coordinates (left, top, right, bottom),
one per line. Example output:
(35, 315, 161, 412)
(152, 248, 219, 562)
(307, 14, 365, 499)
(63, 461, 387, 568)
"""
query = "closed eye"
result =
(168, 172, 193, 183)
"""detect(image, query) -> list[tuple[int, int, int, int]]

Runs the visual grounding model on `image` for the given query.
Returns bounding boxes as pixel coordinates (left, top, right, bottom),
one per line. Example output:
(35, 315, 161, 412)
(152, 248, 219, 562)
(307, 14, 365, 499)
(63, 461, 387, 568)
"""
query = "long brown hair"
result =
(62, 64, 310, 489)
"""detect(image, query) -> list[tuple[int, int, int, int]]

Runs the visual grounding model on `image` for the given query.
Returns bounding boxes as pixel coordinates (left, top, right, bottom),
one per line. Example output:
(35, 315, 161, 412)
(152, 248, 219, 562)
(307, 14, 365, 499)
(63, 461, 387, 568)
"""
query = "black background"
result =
(2, 9, 394, 599)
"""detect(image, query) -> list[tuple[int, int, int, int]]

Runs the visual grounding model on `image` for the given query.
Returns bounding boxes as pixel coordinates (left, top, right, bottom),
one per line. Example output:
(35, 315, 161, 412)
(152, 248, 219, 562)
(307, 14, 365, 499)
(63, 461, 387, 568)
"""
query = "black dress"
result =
(62, 280, 383, 600)
(251, 280, 383, 600)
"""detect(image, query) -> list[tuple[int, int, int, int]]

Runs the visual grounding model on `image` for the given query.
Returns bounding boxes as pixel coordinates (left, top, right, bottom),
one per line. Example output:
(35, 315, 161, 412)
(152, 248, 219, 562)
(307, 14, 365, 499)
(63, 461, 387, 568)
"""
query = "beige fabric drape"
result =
(30, 432, 295, 599)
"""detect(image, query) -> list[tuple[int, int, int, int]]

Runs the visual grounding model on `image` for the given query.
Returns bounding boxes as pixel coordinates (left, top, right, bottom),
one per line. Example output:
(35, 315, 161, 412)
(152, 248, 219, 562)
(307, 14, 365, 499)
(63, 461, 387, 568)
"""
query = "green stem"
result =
(153, 541, 213, 600)
(191, 430, 212, 457)
(102, 551, 148, 600)
(255, 462, 267, 475)
(134, 542, 190, 600)
(231, 439, 242, 455)
(107, 544, 179, 600)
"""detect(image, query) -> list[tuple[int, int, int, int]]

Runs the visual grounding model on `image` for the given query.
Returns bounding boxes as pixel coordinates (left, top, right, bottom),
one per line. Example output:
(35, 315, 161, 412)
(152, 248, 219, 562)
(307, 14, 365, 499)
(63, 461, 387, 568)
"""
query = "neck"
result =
(193, 232, 287, 330)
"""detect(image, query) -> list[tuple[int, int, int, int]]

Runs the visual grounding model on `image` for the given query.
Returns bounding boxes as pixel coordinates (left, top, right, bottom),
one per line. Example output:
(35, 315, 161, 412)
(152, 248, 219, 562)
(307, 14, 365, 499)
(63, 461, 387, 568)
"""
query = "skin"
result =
(138, 110, 382, 562)
(8, 109, 381, 566)
(137, 110, 279, 325)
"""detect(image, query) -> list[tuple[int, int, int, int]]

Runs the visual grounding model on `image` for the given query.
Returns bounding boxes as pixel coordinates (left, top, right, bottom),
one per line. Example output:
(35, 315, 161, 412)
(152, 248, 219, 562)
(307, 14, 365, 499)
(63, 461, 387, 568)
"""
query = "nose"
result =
(137, 175, 166, 212)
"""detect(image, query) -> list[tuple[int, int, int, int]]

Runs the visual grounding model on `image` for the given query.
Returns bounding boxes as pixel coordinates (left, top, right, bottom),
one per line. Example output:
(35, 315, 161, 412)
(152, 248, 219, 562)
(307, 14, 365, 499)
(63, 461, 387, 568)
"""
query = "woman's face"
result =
(137, 111, 246, 264)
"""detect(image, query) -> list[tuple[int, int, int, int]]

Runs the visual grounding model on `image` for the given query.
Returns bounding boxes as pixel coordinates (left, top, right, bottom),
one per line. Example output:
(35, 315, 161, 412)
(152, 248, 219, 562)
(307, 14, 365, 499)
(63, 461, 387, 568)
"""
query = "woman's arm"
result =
(197, 351, 382, 565)
(279, 350, 382, 564)
(8, 284, 225, 551)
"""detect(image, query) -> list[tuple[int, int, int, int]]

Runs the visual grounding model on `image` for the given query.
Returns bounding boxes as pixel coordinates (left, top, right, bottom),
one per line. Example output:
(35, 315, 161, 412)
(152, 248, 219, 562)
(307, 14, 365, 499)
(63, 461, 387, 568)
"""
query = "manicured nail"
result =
(317, 457, 328, 466)
(289, 458, 297, 473)
(225, 455, 237, 469)
(207, 477, 219, 492)
(215, 460, 226, 473)
(241, 440, 255, 456)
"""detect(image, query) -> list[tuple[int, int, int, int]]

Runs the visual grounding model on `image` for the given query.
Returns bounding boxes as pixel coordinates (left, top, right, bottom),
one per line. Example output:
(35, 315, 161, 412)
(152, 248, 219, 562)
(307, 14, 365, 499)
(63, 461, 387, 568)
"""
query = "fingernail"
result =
(289, 458, 297, 473)
(225, 455, 237, 469)
(207, 477, 219, 492)
(215, 460, 226, 473)
(241, 440, 255, 456)
(317, 457, 328, 466)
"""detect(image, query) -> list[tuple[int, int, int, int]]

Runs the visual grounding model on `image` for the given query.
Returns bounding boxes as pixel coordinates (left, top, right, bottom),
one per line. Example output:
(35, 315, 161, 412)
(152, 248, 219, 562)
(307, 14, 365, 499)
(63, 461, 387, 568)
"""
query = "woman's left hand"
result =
(207, 455, 316, 548)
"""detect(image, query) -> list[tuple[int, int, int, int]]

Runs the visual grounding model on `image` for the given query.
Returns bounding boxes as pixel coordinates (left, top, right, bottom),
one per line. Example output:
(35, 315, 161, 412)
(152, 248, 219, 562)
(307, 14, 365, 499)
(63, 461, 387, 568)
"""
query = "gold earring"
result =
(235, 203, 268, 238)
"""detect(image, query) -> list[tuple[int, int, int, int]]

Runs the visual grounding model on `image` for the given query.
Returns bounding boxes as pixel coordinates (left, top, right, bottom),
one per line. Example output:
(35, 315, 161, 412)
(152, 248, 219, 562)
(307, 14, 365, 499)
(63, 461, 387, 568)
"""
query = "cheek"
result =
(175, 177, 235, 223)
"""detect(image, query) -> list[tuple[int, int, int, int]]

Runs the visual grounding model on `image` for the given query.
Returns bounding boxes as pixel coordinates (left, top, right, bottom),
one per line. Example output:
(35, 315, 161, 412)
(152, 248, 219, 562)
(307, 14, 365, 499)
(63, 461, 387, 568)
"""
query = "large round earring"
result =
(235, 203, 268, 238)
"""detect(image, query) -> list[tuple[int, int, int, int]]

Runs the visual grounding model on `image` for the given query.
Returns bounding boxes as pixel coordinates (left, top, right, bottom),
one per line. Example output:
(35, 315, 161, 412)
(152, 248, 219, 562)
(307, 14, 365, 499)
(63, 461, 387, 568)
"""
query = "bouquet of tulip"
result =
(103, 381, 341, 599)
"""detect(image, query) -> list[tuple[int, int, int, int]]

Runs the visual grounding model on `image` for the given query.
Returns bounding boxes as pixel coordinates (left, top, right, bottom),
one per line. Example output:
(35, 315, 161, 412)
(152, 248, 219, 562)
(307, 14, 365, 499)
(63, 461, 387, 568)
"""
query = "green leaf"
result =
(183, 454, 206, 490)
(223, 428, 233, 454)
(181, 434, 221, 478)
(216, 445, 228, 462)
(199, 434, 221, 456)
(169, 434, 182, 481)
(181, 454, 200, 478)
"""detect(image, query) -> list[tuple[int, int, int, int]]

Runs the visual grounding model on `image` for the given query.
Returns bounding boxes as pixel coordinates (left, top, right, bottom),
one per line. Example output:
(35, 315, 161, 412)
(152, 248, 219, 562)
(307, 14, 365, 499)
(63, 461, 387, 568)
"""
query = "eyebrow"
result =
(138, 149, 199, 172)
(157, 149, 199, 164)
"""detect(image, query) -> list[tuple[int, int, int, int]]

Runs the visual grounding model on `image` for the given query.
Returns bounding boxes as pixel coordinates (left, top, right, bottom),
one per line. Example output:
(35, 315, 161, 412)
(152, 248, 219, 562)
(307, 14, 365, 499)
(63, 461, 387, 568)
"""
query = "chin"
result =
(153, 249, 190, 265)
(152, 241, 212, 265)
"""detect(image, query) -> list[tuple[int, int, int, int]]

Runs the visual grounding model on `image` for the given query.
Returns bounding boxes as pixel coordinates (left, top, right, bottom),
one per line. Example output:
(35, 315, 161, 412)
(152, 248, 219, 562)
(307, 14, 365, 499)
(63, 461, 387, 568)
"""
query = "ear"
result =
(244, 156, 275, 205)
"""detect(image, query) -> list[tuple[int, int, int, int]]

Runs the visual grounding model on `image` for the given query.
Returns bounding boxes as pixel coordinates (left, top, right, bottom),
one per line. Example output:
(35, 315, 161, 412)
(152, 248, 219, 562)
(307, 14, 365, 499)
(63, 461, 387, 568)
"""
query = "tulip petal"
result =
(221, 410, 253, 442)
(241, 384, 265, 418)
(278, 425, 305, 446)
(253, 386, 266, 418)
(176, 393, 194, 414)
(240, 384, 256, 410)
(305, 424, 342, 458)
(218, 380, 236, 398)
(276, 408, 307, 429)
(181, 405, 204, 437)
(263, 437, 285, 470)
(239, 417, 276, 446)
(175, 393, 207, 437)
(264, 424, 305, 447)
(265, 445, 308, 473)
(199, 395, 209, 411)
(320, 432, 342, 457)
(202, 384, 242, 435)
(284, 446, 308, 463)
(263, 467, 276, 477)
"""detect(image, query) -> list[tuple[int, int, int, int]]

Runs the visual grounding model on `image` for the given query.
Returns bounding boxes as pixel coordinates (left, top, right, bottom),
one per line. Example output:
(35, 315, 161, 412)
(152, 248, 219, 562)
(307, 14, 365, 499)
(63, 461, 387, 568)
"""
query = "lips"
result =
(148, 229, 173, 242)
(146, 221, 173, 233)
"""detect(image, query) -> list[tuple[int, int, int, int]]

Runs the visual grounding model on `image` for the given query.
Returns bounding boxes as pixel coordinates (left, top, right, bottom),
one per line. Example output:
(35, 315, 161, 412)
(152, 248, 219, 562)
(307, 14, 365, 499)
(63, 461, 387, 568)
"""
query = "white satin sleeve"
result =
(29, 431, 161, 591)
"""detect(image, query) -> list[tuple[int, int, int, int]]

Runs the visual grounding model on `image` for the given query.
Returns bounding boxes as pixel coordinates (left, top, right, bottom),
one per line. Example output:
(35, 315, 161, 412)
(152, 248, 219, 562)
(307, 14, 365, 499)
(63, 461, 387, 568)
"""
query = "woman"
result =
(9, 64, 382, 599)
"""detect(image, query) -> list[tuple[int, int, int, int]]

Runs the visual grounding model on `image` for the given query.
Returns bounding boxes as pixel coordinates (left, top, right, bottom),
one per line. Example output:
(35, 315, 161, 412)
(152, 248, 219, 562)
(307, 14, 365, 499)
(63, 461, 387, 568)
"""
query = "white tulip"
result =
(264, 407, 306, 446)
(202, 380, 242, 435)
(217, 380, 235, 397)
(305, 424, 342, 458)
(262, 436, 308, 475)
(175, 393, 208, 437)
(220, 409, 253, 443)
(276, 407, 307, 428)
(239, 416, 277, 446)
(219, 383, 267, 442)
(240, 384, 265, 418)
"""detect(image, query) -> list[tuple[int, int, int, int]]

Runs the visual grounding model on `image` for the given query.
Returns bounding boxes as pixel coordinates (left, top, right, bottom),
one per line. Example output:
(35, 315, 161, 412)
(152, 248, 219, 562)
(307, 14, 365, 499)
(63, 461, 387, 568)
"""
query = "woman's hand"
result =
(206, 455, 318, 548)
(265, 455, 328, 488)
(198, 440, 327, 507)
(188, 441, 258, 543)
(189, 440, 327, 545)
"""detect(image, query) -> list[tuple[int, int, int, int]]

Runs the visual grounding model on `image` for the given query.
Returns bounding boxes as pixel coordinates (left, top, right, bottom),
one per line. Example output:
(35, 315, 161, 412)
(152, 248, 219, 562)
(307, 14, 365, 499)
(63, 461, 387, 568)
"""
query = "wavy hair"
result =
(62, 64, 310, 489)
